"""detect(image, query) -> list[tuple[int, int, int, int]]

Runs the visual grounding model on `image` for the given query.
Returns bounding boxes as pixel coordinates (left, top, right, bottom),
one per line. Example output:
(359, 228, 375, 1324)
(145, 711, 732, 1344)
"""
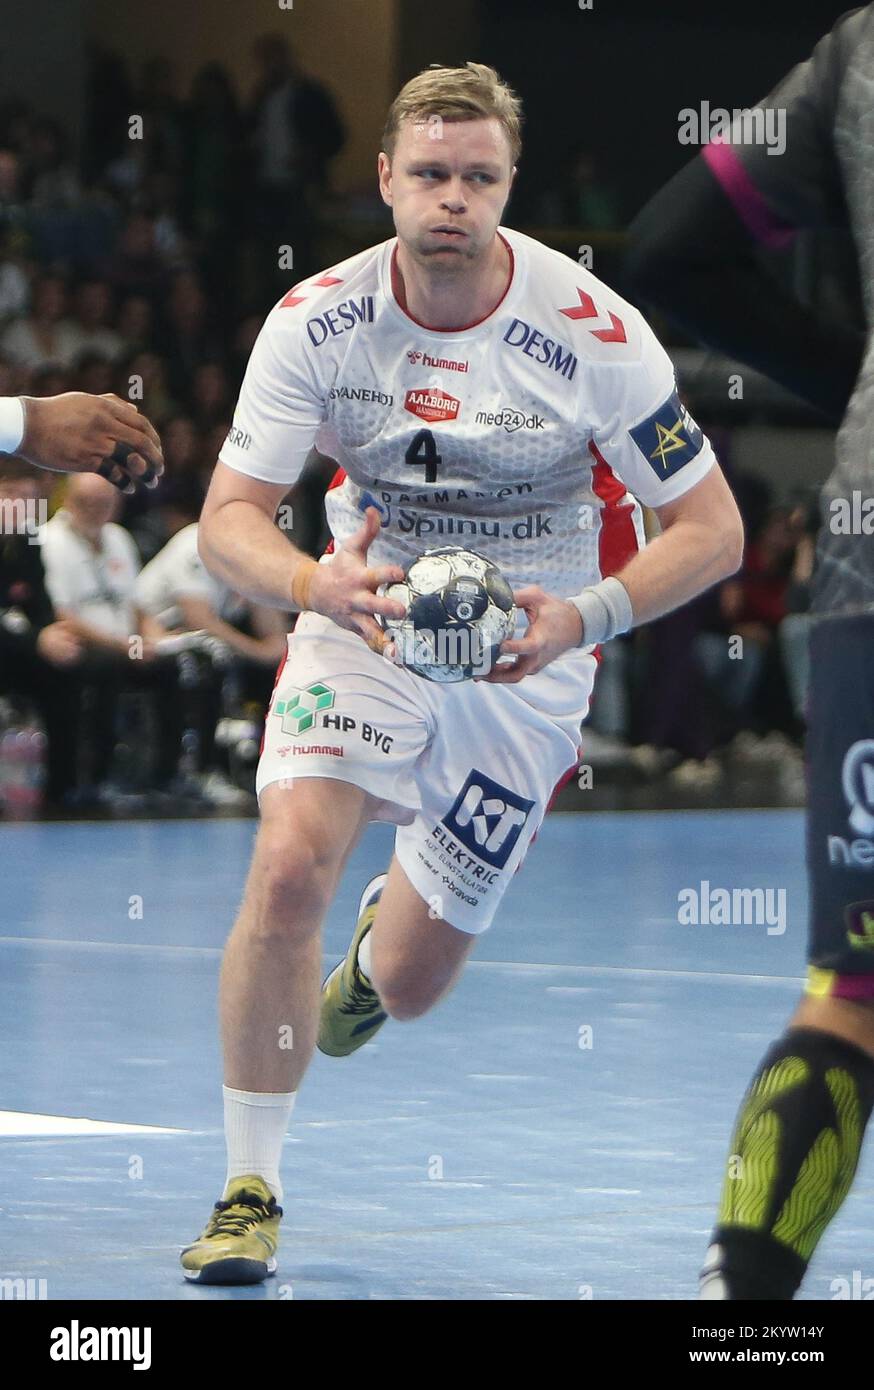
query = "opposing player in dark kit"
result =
(627, 3, 874, 1300)
(0, 392, 163, 492)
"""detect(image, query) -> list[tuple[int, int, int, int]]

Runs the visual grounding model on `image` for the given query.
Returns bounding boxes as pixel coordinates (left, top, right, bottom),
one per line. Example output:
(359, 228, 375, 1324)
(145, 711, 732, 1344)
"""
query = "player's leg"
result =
(221, 777, 374, 1093)
(182, 612, 431, 1281)
(182, 776, 375, 1284)
(318, 654, 592, 1057)
(701, 614, 874, 1299)
(368, 856, 477, 1019)
(317, 854, 477, 1055)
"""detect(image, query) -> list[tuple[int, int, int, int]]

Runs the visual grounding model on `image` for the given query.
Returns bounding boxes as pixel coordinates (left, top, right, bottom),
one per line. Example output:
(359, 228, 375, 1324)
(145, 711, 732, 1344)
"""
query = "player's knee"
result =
(379, 988, 434, 1022)
(250, 826, 337, 930)
(372, 966, 441, 1021)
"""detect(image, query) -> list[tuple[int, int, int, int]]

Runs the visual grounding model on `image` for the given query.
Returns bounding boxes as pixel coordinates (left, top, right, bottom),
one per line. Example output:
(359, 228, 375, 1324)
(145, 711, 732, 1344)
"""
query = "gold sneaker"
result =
(180, 1174, 282, 1284)
(318, 874, 387, 1057)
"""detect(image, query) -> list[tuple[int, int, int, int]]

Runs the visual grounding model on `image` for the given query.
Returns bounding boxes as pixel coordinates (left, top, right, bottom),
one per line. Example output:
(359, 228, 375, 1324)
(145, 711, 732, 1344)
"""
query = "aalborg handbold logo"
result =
(274, 682, 335, 736)
(442, 769, 535, 869)
(404, 388, 460, 423)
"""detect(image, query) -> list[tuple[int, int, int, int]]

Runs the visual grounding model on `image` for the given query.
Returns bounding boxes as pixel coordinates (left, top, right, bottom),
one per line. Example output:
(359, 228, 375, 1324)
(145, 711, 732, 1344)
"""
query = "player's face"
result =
(379, 116, 515, 269)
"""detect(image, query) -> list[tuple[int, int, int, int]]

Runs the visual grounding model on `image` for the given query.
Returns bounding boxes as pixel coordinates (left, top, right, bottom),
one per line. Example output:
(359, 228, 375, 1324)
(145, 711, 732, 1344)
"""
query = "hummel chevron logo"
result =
(559, 288, 627, 343)
(280, 274, 344, 309)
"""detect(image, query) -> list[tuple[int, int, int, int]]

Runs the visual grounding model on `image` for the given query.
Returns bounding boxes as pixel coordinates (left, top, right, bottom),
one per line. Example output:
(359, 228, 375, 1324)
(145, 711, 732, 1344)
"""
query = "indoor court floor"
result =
(2, 809, 870, 1300)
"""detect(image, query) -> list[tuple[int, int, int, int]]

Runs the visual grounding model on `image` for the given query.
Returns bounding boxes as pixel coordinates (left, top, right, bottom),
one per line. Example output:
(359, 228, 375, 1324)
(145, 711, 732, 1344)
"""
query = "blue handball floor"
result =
(1, 809, 871, 1301)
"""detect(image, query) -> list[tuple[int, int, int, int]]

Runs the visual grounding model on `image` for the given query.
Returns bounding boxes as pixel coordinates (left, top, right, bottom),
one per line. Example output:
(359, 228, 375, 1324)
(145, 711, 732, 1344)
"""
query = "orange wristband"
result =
(290, 558, 319, 612)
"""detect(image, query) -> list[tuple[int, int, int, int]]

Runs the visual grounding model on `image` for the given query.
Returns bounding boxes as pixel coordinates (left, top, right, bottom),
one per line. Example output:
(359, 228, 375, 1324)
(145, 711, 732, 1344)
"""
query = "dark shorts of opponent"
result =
(806, 611, 874, 1000)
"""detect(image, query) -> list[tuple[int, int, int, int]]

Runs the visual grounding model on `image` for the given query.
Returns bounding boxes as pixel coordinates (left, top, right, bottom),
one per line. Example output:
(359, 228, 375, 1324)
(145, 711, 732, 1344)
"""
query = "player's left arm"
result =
(608, 463, 743, 624)
(485, 318, 743, 683)
(486, 464, 742, 683)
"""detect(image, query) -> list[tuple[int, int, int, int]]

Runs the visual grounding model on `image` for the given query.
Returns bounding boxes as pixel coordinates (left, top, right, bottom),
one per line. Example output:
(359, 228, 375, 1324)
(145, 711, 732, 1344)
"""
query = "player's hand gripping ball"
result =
(378, 546, 516, 683)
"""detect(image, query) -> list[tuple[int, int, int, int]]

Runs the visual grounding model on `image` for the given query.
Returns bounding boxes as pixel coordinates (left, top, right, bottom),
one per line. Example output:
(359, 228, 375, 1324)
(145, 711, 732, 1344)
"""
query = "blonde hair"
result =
(382, 62, 522, 165)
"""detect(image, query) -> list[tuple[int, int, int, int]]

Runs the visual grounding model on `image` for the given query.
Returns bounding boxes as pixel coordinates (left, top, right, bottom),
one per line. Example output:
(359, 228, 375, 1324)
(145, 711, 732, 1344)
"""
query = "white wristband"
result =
(0, 396, 25, 454)
(568, 576, 633, 647)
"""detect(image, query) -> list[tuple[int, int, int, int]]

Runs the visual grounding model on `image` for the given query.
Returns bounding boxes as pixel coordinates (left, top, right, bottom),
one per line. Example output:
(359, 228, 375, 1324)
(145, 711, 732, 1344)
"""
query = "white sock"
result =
(223, 1085, 296, 1203)
(356, 928, 373, 982)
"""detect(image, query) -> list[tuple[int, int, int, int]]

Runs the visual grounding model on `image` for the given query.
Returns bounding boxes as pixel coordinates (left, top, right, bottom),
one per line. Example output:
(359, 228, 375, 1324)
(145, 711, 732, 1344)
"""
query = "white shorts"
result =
(257, 611, 596, 933)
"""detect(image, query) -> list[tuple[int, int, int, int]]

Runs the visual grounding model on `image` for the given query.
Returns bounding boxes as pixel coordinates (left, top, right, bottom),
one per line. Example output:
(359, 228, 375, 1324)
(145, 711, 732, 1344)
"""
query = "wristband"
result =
(0, 396, 25, 454)
(567, 576, 633, 647)
(290, 557, 319, 612)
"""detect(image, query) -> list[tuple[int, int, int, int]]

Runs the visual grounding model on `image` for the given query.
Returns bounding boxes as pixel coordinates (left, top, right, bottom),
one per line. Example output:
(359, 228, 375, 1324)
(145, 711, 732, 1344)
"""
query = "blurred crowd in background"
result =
(0, 36, 820, 816)
(0, 32, 346, 526)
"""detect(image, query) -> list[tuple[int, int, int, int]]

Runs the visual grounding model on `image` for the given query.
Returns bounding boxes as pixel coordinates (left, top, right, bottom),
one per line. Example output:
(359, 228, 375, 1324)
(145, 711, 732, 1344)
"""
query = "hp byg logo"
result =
(442, 769, 534, 869)
(274, 682, 335, 736)
(843, 740, 874, 835)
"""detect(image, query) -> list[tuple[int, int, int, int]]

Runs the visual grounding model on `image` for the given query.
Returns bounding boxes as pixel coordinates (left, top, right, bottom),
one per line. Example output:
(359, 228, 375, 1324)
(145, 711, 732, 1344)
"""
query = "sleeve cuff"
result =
(636, 445, 716, 509)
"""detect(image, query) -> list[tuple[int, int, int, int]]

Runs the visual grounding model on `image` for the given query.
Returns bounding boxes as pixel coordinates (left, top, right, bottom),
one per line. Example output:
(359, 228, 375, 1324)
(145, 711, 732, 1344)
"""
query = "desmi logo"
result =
(441, 769, 534, 869)
(502, 318, 578, 380)
(306, 297, 374, 347)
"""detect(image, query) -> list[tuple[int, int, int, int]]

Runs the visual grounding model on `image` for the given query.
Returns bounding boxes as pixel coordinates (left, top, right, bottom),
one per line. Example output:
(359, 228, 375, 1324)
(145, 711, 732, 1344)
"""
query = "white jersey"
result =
(40, 509, 140, 640)
(219, 226, 716, 597)
(135, 523, 243, 630)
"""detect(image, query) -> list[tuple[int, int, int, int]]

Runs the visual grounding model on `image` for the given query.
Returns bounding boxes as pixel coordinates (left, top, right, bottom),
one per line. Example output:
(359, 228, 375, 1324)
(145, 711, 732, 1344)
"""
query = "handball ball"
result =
(378, 546, 516, 683)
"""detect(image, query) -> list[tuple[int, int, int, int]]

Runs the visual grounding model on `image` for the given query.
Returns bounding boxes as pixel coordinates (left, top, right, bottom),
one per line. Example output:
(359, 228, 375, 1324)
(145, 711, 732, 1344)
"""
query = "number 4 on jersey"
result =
(405, 429, 441, 484)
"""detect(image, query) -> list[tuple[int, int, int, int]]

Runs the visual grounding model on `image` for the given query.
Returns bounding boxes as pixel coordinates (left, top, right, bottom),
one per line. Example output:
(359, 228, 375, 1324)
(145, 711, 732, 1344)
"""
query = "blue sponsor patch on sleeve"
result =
(628, 389, 704, 482)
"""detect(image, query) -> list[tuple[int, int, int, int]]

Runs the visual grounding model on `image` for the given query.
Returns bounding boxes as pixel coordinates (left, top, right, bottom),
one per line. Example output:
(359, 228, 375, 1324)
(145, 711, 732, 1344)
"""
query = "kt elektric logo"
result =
(442, 769, 534, 869)
(274, 683, 335, 736)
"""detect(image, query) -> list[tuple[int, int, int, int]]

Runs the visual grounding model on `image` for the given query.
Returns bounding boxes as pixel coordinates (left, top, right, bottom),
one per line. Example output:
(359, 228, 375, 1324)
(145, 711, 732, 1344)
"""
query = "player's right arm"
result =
(198, 463, 304, 610)
(199, 302, 404, 648)
(199, 469, 405, 650)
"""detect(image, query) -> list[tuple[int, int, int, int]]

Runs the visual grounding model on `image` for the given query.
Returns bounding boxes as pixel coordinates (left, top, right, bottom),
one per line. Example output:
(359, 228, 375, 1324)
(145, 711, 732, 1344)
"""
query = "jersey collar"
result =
(381, 228, 525, 338)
